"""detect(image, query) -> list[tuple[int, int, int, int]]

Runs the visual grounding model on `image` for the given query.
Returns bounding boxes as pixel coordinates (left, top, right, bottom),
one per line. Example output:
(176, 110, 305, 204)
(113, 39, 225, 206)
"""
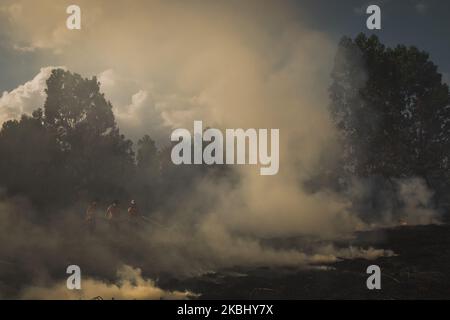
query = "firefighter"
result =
(106, 200, 120, 230)
(128, 200, 141, 228)
(85, 200, 98, 233)
(128, 200, 139, 218)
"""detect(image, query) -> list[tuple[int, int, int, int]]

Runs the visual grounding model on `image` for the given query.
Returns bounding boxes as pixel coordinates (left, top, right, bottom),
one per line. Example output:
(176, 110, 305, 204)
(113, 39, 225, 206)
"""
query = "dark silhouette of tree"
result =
(330, 34, 450, 192)
(42, 69, 135, 203)
(44, 69, 116, 145)
(137, 135, 159, 177)
(0, 111, 60, 209)
(133, 134, 160, 212)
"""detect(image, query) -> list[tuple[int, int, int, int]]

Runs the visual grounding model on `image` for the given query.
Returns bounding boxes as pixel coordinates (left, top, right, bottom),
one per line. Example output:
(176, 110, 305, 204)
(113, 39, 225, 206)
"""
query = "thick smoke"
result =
(21, 265, 197, 300)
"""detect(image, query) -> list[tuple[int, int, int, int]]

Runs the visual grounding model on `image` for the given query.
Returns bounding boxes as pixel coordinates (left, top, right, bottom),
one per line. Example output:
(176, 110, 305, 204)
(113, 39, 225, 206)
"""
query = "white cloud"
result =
(98, 69, 172, 144)
(0, 66, 63, 125)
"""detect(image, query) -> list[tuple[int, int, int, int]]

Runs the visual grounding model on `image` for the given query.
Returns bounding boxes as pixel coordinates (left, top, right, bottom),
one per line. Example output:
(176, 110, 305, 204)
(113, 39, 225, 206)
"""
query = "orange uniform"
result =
(128, 204, 139, 218)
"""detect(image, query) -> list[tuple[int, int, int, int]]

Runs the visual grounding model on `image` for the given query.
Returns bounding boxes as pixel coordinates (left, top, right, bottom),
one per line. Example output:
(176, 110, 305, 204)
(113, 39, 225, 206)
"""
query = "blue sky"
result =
(296, 0, 450, 81)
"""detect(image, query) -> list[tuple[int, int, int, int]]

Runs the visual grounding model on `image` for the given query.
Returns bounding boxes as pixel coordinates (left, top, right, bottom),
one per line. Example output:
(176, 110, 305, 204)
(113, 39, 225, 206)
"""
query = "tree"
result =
(42, 69, 135, 202)
(329, 34, 450, 191)
(0, 111, 61, 209)
(131, 134, 160, 212)
(137, 135, 160, 177)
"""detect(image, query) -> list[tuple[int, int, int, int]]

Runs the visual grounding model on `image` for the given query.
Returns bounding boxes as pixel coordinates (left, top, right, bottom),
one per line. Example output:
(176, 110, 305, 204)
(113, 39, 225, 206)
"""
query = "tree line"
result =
(0, 69, 225, 218)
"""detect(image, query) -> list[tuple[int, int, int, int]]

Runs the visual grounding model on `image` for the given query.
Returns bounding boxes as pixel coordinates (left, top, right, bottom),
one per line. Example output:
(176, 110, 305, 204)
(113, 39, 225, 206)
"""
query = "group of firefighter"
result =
(84, 199, 142, 232)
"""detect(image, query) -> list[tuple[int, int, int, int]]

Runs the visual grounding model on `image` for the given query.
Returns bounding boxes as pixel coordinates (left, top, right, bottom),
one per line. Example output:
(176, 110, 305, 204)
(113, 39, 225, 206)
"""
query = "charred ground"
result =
(160, 223, 450, 299)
